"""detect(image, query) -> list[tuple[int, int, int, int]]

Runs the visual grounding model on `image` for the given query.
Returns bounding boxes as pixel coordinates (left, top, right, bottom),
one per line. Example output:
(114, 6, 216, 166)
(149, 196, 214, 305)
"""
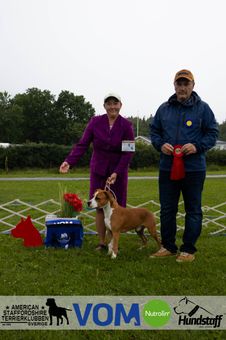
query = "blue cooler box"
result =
(45, 218, 83, 248)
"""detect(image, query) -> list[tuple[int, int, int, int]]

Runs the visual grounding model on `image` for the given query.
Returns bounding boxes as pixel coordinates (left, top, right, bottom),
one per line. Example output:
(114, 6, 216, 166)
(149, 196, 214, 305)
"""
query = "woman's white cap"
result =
(104, 93, 121, 102)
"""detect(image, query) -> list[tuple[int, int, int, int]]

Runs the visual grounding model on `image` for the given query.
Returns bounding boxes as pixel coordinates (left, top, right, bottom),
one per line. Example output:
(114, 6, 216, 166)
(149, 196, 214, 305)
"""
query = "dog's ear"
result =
(104, 190, 115, 206)
(94, 189, 101, 195)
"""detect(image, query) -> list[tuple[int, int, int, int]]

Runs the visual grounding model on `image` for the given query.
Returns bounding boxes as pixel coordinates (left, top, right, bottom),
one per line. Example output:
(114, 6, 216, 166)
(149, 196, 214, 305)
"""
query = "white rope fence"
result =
(0, 198, 225, 236)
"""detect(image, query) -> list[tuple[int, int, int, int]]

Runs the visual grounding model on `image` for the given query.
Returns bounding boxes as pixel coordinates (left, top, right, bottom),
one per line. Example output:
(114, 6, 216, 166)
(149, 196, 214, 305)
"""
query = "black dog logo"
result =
(46, 298, 72, 325)
(174, 296, 213, 317)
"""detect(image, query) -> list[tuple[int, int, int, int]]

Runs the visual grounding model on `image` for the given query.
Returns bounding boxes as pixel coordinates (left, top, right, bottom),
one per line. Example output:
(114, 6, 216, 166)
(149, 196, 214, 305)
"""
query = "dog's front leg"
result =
(106, 229, 113, 255)
(49, 314, 52, 325)
(111, 232, 120, 259)
(108, 238, 113, 256)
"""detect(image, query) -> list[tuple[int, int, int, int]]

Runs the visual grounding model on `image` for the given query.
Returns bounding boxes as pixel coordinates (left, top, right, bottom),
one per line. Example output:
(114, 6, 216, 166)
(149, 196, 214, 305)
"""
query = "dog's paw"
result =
(108, 244, 113, 255)
(111, 252, 117, 259)
(137, 245, 146, 251)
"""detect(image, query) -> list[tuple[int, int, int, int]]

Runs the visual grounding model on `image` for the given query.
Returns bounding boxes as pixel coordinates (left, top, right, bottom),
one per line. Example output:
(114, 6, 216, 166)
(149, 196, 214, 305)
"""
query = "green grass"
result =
(0, 171, 226, 339)
(1, 231, 226, 296)
(1, 165, 226, 177)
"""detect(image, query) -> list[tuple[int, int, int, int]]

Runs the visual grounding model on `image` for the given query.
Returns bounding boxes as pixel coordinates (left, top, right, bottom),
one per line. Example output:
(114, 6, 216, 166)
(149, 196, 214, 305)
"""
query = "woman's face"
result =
(104, 98, 122, 119)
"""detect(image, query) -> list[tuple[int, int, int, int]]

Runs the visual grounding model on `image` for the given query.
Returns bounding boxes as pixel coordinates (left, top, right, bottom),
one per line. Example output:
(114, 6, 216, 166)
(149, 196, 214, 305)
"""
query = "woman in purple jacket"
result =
(59, 93, 135, 250)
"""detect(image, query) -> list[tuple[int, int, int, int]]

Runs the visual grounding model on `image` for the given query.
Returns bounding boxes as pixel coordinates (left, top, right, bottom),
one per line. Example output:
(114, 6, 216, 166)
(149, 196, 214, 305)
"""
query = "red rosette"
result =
(170, 145, 185, 180)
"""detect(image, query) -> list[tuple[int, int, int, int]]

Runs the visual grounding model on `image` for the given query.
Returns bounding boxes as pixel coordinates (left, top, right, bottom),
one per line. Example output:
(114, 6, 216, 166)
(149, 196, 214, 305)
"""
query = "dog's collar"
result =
(102, 201, 113, 210)
(188, 305, 199, 317)
(101, 203, 109, 209)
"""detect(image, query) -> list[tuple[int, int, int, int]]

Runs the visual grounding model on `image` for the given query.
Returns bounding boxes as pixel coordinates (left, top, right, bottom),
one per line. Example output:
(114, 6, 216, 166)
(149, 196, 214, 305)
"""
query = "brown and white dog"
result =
(88, 189, 161, 259)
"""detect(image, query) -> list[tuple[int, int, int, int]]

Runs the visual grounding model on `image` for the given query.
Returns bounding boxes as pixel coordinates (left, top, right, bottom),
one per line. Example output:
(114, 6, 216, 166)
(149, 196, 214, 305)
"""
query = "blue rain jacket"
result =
(150, 91, 218, 171)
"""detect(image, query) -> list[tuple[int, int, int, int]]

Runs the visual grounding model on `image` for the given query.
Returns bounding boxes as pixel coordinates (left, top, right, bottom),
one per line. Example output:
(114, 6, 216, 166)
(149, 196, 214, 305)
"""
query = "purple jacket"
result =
(65, 114, 134, 177)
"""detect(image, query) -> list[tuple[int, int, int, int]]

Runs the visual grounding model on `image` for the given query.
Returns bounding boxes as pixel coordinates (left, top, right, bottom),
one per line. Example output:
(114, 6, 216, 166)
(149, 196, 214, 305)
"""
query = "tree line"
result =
(1, 143, 226, 170)
(0, 88, 95, 145)
(1, 88, 226, 144)
(128, 116, 226, 141)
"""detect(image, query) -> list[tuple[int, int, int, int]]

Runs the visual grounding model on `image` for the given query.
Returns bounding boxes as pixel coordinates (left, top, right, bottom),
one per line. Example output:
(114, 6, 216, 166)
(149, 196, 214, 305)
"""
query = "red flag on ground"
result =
(11, 216, 43, 247)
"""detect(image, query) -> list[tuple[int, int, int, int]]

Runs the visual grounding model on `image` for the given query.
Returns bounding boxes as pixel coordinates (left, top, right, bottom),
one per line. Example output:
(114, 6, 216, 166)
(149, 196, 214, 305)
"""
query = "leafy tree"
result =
(0, 92, 24, 143)
(127, 115, 154, 137)
(219, 120, 226, 141)
(11, 88, 95, 144)
(55, 91, 95, 144)
(13, 88, 55, 143)
(0, 91, 10, 107)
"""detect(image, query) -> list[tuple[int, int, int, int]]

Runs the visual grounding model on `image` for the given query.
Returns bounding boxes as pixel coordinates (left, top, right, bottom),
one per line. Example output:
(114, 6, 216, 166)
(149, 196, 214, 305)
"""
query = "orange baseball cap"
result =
(174, 69, 194, 82)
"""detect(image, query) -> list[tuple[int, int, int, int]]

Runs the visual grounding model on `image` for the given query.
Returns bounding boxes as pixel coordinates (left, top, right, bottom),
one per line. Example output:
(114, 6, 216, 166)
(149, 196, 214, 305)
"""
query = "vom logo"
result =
(72, 303, 140, 327)
(142, 299, 171, 327)
(173, 296, 223, 328)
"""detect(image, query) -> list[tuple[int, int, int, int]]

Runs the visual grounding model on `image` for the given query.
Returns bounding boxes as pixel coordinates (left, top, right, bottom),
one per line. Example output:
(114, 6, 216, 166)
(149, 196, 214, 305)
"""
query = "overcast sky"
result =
(1, 0, 226, 123)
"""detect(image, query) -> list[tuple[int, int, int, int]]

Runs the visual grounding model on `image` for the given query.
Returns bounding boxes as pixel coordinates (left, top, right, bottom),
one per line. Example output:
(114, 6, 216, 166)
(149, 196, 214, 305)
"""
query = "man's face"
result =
(104, 98, 122, 119)
(174, 78, 195, 103)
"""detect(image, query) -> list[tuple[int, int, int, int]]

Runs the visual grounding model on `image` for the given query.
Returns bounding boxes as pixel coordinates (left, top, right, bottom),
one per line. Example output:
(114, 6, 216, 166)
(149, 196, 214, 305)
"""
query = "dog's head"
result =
(174, 297, 192, 314)
(87, 189, 116, 209)
(46, 298, 56, 307)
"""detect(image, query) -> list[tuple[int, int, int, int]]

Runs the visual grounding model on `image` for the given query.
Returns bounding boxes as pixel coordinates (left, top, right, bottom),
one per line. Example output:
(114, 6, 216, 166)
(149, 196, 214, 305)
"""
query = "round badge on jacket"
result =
(186, 120, 192, 127)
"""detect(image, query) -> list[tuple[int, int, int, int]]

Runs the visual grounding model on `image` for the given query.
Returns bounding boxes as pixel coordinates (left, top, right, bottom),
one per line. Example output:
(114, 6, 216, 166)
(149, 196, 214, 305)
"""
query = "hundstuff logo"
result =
(173, 296, 223, 328)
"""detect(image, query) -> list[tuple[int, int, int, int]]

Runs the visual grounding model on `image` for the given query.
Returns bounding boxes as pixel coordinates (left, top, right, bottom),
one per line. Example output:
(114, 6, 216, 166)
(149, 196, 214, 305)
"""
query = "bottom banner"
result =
(0, 296, 225, 330)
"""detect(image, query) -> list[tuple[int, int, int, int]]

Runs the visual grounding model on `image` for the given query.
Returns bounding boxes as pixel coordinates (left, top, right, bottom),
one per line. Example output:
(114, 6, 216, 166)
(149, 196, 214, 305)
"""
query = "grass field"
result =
(0, 170, 226, 339)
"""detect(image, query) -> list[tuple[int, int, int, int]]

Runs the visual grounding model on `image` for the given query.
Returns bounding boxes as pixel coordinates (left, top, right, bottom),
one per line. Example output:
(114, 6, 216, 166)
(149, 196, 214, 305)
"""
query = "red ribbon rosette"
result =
(170, 145, 185, 180)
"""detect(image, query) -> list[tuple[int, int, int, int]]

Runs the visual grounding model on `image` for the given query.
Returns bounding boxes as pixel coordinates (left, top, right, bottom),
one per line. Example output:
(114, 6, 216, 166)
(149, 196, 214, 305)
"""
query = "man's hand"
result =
(161, 143, 174, 155)
(181, 143, 197, 155)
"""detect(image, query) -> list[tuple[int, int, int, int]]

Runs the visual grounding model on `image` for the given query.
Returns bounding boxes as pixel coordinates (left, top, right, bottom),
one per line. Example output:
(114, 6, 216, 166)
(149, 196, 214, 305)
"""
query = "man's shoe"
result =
(176, 252, 195, 263)
(150, 247, 176, 258)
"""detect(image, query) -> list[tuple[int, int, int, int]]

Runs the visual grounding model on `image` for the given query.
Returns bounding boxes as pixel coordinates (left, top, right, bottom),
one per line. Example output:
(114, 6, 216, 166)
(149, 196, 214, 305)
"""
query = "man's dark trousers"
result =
(159, 170, 206, 254)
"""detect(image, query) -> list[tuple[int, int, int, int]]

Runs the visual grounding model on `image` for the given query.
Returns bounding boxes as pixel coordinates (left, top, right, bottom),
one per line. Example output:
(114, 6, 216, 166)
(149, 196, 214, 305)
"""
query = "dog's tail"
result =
(145, 214, 161, 248)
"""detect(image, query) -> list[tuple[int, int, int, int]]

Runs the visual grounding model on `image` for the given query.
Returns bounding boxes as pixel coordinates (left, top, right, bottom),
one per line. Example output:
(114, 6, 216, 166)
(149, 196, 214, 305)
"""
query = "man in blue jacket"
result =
(150, 69, 218, 262)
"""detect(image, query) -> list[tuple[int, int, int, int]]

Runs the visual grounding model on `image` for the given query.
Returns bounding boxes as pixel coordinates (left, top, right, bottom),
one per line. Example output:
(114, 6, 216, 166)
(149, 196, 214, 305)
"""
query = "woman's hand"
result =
(107, 172, 117, 185)
(59, 161, 70, 173)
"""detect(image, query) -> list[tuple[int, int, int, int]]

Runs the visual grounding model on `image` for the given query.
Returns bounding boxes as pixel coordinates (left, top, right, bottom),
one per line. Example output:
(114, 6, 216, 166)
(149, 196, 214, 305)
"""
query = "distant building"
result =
(135, 136, 152, 145)
(214, 140, 226, 150)
(0, 143, 10, 148)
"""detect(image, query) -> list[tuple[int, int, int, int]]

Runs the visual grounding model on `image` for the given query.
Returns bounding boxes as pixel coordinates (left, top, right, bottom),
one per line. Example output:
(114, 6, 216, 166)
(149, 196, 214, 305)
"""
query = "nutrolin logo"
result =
(143, 299, 171, 327)
(174, 297, 223, 328)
